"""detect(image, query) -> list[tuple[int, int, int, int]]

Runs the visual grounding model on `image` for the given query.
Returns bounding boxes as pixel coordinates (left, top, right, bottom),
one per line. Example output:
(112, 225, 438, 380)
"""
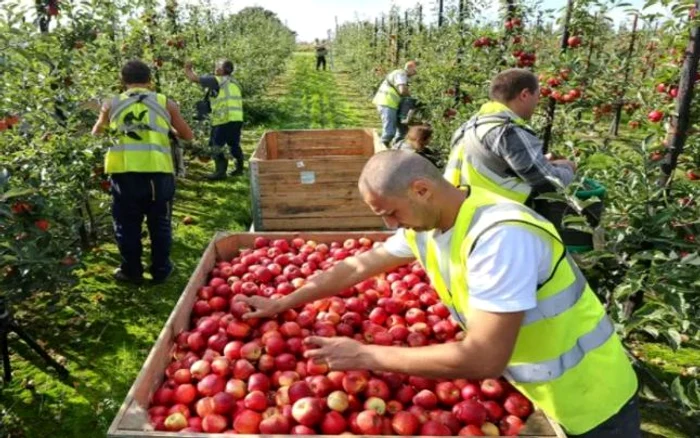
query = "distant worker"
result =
(445, 68, 575, 203)
(92, 59, 193, 284)
(184, 59, 245, 180)
(372, 60, 418, 147)
(315, 39, 328, 71)
(393, 124, 439, 168)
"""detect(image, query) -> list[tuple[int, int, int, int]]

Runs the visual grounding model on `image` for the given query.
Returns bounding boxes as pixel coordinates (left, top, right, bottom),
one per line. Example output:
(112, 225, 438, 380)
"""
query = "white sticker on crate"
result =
(296, 161, 305, 168)
(300, 171, 315, 184)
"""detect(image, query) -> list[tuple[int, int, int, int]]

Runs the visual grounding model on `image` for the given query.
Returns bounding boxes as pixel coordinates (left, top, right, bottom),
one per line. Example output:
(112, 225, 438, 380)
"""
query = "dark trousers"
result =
(110, 172, 175, 281)
(210, 121, 244, 169)
(568, 394, 641, 438)
(316, 56, 326, 70)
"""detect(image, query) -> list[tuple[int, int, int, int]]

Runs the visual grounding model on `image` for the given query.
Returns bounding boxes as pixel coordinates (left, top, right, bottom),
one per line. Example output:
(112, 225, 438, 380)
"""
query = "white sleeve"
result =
(393, 71, 408, 86)
(466, 225, 552, 313)
(382, 228, 415, 258)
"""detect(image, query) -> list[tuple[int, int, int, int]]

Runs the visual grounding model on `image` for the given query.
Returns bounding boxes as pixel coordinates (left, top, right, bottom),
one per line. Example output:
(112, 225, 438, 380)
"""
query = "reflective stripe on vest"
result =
(404, 186, 637, 434)
(105, 89, 173, 174)
(372, 69, 404, 109)
(212, 76, 243, 126)
(443, 102, 535, 202)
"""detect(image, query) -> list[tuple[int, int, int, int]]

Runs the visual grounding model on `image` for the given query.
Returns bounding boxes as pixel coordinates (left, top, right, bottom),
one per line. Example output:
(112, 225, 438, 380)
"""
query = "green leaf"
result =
(665, 329, 682, 350)
(671, 377, 692, 408)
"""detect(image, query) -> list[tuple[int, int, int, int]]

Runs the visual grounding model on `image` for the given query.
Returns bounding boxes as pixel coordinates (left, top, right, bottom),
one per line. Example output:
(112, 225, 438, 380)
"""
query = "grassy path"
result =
(0, 52, 377, 437)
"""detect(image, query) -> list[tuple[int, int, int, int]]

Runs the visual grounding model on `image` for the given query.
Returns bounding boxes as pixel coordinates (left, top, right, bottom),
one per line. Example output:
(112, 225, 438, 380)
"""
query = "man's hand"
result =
(303, 336, 370, 371)
(235, 295, 286, 320)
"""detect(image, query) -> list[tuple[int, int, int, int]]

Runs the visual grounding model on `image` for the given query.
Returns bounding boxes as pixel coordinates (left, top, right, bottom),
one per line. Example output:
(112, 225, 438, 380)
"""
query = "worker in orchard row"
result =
(238, 150, 641, 438)
(184, 59, 245, 180)
(445, 68, 576, 203)
(314, 39, 328, 71)
(373, 60, 418, 147)
(92, 60, 193, 284)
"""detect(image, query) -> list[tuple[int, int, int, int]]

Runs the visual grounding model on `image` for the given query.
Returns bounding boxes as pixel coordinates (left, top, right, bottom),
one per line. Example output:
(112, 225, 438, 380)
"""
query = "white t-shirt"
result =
(390, 70, 408, 87)
(383, 225, 552, 314)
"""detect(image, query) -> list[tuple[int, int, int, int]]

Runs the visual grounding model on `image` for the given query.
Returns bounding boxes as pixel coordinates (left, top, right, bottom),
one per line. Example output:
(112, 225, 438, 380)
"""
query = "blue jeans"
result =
(377, 105, 407, 146)
(110, 173, 175, 281)
(210, 121, 244, 169)
(567, 394, 641, 438)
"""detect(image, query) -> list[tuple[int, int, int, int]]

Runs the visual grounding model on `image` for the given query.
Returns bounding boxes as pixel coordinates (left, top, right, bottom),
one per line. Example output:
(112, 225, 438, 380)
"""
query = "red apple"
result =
(413, 389, 438, 409)
(233, 409, 262, 434)
(291, 397, 325, 427)
(365, 378, 391, 400)
(198, 374, 225, 397)
(392, 411, 419, 436)
(259, 414, 291, 434)
(421, 420, 452, 436)
(396, 385, 416, 404)
(342, 371, 368, 395)
(174, 384, 196, 405)
(223, 341, 243, 360)
(233, 359, 255, 380)
(289, 381, 314, 404)
(480, 379, 505, 400)
(356, 409, 383, 435)
(274, 353, 297, 371)
(291, 425, 316, 435)
(196, 396, 217, 417)
(503, 392, 532, 418)
(153, 387, 174, 406)
(436, 381, 461, 406)
(459, 424, 485, 436)
(278, 370, 301, 387)
(210, 357, 230, 377)
(461, 382, 482, 400)
(482, 400, 505, 422)
(248, 373, 270, 393)
(453, 399, 487, 426)
(225, 378, 247, 399)
(226, 321, 251, 338)
(500, 414, 525, 435)
(187, 332, 206, 352)
(202, 413, 228, 433)
(244, 390, 268, 412)
(308, 375, 333, 397)
(321, 411, 347, 434)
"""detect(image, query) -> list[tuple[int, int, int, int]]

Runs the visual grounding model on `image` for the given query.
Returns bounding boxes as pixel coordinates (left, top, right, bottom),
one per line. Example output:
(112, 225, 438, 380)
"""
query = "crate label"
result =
(296, 161, 305, 168)
(300, 171, 315, 184)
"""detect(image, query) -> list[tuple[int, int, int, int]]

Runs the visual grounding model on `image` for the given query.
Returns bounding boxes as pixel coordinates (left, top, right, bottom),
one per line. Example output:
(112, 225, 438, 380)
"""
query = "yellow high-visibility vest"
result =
(105, 88, 173, 174)
(404, 186, 637, 435)
(211, 76, 243, 126)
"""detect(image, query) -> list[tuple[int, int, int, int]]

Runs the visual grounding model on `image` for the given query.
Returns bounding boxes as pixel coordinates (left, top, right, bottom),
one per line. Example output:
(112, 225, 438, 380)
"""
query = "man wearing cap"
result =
(372, 60, 418, 147)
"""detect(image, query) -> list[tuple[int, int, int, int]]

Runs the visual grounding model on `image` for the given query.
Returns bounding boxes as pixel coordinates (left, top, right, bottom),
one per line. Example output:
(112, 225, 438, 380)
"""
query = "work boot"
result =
(206, 156, 228, 180)
(229, 161, 245, 176)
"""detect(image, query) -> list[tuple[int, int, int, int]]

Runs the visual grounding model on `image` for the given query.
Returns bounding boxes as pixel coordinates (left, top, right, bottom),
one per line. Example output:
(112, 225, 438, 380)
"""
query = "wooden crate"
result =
(108, 232, 566, 438)
(249, 129, 387, 231)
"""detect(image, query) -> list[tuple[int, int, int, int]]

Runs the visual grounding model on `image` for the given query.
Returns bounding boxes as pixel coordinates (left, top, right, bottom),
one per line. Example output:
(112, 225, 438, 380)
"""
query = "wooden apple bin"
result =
(107, 231, 566, 438)
(249, 129, 387, 231)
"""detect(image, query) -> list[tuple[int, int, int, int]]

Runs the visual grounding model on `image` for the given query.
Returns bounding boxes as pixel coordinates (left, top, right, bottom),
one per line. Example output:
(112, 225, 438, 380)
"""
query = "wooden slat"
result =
(267, 131, 279, 160)
(260, 187, 359, 200)
(250, 132, 268, 160)
(256, 159, 366, 174)
(260, 202, 375, 219)
(261, 216, 385, 230)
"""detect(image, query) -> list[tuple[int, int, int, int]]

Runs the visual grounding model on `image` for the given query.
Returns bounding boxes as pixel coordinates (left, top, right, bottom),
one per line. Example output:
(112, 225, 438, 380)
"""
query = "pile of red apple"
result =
(147, 237, 534, 436)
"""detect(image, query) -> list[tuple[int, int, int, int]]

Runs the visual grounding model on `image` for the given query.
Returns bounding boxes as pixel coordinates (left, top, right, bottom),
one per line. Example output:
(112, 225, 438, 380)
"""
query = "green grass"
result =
(0, 53, 377, 437)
